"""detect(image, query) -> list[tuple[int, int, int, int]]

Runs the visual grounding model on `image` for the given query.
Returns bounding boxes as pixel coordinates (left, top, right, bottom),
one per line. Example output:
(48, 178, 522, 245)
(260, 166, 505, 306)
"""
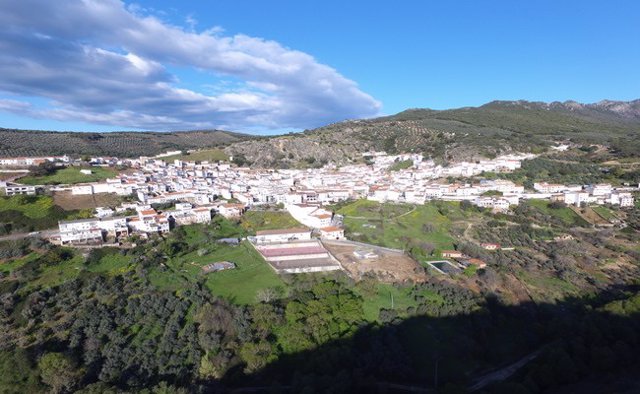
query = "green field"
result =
(0, 195, 73, 232)
(20, 166, 118, 185)
(162, 148, 229, 163)
(240, 210, 303, 233)
(140, 224, 285, 304)
(0, 252, 40, 274)
(0, 195, 57, 219)
(527, 199, 587, 226)
(356, 283, 445, 322)
(157, 241, 284, 305)
(388, 159, 413, 171)
(86, 252, 134, 276)
(338, 200, 467, 256)
(592, 205, 617, 221)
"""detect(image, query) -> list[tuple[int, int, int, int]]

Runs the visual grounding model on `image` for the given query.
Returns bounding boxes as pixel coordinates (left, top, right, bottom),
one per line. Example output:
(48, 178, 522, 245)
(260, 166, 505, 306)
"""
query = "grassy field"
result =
(158, 240, 284, 305)
(338, 200, 467, 255)
(389, 159, 413, 171)
(0, 195, 57, 219)
(527, 199, 588, 226)
(0, 252, 40, 274)
(356, 283, 445, 322)
(20, 166, 118, 185)
(592, 205, 617, 221)
(240, 210, 303, 233)
(0, 195, 73, 232)
(86, 252, 134, 276)
(162, 148, 229, 163)
(141, 224, 285, 304)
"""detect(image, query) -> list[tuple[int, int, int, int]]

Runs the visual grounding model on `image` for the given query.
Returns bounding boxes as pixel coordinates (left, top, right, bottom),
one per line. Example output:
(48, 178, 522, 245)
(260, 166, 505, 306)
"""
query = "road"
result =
(468, 348, 543, 391)
(0, 229, 58, 242)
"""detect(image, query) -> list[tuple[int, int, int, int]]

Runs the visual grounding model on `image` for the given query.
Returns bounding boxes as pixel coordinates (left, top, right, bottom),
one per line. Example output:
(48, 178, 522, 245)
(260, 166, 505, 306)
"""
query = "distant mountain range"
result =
(1, 99, 639, 164)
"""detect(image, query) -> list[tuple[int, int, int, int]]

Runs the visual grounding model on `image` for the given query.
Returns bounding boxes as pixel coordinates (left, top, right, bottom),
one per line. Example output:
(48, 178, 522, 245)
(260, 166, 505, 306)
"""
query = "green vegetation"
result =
(228, 99, 640, 167)
(164, 240, 284, 305)
(162, 148, 229, 163)
(0, 128, 252, 158)
(240, 210, 302, 233)
(501, 157, 611, 188)
(19, 166, 118, 185)
(527, 199, 588, 227)
(592, 205, 617, 221)
(338, 200, 468, 257)
(388, 158, 413, 171)
(0, 195, 75, 234)
(0, 198, 639, 392)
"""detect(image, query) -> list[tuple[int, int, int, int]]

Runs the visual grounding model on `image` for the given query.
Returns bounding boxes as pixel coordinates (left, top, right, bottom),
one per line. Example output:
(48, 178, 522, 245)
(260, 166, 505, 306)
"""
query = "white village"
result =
(1, 149, 636, 277)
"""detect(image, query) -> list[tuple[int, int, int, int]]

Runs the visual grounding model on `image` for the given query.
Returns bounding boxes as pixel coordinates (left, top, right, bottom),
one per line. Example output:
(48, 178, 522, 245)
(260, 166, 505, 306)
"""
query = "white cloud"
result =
(0, 0, 381, 131)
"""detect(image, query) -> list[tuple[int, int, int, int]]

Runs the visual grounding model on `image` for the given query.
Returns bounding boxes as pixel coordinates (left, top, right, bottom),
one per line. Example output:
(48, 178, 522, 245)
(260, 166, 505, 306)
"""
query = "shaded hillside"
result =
(225, 99, 640, 167)
(0, 128, 255, 158)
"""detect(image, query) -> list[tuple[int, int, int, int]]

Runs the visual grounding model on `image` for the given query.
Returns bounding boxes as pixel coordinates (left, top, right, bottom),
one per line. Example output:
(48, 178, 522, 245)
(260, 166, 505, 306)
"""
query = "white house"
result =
(320, 226, 345, 240)
(217, 203, 245, 219)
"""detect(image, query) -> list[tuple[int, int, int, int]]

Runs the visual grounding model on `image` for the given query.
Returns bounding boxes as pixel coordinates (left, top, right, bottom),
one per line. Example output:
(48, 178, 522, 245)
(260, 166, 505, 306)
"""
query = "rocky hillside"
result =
(225, 99, 640, 168)
(0, 128, 255, 158)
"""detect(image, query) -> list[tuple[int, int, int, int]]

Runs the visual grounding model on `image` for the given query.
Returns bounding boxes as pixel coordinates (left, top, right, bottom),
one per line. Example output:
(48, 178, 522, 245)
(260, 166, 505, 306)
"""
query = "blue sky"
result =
(0, 1, 638, 133)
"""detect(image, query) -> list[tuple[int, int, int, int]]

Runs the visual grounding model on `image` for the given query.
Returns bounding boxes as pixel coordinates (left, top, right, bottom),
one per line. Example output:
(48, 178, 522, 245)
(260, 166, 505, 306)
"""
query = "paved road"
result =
(0, 229, 58, 242)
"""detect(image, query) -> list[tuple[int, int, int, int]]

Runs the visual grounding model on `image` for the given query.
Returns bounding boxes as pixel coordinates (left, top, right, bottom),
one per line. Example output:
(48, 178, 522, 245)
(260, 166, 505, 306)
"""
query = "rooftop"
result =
(256, 227, 310, 236)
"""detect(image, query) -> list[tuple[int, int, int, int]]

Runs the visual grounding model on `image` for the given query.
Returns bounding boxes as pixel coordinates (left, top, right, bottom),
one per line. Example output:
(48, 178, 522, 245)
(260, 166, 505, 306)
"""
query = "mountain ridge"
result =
(1, 98, 638, 162)
(224, 98, 640, 167)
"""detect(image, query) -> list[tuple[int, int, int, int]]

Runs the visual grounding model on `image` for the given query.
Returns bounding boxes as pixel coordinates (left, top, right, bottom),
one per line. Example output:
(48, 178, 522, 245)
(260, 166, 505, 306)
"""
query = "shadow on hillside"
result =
(216, 285, 640, 394)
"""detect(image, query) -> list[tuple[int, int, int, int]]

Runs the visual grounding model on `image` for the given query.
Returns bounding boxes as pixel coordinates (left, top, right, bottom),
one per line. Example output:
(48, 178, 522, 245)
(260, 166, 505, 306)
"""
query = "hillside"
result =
(0, 128, 255, 158)
(225, 99, 640, 167)
(2, 99, 639, 164)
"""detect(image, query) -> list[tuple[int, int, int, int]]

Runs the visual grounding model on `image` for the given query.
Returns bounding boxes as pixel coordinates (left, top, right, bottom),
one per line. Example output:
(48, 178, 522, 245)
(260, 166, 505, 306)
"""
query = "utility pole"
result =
(434, 357, 439, 390)
(390, 292, 394, 309)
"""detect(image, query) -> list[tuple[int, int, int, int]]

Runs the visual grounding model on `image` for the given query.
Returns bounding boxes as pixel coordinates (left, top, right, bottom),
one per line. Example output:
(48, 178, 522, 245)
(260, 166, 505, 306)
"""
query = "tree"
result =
(38, 352, 83, 393)
(29, 161, 59, 177)
(256, 287, 278, 303)
(240, 341, 275, 373)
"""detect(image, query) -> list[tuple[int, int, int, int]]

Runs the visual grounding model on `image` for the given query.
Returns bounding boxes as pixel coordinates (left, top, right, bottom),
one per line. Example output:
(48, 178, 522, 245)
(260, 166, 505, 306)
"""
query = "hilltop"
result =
(1, 99, 639, 164)
(225, 99, 640, 167)
(0, 128, 255, 158)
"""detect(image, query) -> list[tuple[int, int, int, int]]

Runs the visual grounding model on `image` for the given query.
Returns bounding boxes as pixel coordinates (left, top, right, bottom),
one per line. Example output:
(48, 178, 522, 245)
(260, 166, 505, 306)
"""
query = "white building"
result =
(586, 183, 612, 196)
(58, 216, 129, 245)
(254, 228, 312, 244)
(320, 226, 345, 240)
(611, 192, 635, 208)
(287, 204, 333, 229)
(534, 182, 568, 193)
(564, 191, 590, 207)
(217, 203, 245, 219)
(128, 209, 170, 234)
(4, 184, 37, 196)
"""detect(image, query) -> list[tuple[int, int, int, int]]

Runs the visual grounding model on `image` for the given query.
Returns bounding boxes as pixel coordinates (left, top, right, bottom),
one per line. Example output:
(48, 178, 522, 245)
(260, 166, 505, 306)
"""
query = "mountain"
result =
(1, 99, 639, 163)
(225, 99, 640, 167)
(0, 128, 255, 158)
